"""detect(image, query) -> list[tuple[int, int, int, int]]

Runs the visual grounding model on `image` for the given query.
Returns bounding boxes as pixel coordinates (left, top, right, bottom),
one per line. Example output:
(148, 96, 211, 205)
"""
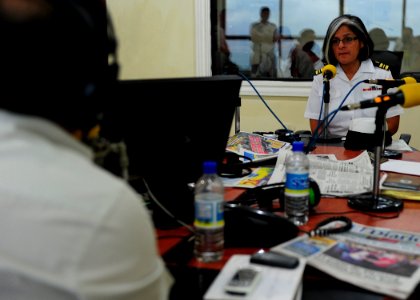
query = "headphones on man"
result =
(61, 0, 119, 96)
(0, 0, 119, 132)
(236, 177, 321, 212)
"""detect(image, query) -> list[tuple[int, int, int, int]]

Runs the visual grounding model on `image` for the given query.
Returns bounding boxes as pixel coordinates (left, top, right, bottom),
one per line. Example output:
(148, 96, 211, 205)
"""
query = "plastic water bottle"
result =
(194, 161, 224, 262)
(284, 141, 310, 225)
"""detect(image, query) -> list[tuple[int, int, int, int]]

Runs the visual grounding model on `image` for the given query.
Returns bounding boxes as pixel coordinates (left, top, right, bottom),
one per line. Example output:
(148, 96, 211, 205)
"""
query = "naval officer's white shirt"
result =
(304, 59, 404, 137)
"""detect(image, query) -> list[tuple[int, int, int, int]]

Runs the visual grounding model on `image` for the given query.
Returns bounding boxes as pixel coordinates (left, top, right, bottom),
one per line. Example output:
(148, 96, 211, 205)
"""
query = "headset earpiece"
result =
(240, 177, 321, 211)
(308, 177, 321, 208)
(106, 11, 119, 83)
(278, 178, 320, 210)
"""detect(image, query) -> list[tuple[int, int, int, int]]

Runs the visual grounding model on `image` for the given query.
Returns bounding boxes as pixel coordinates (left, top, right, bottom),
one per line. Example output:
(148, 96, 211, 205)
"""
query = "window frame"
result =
(195, 0, 311, 97)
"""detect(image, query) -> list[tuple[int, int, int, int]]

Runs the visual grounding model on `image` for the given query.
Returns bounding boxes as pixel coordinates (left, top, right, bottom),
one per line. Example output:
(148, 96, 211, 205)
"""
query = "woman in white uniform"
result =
(304, 14, 403, 139)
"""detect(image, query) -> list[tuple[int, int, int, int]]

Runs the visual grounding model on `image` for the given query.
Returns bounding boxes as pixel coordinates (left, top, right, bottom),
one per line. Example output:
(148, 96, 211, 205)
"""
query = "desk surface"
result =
(157, 145, 420, 299)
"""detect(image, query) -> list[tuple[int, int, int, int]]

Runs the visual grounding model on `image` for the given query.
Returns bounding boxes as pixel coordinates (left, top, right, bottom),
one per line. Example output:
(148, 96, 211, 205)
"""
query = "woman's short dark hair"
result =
(322, 14, 374, 66)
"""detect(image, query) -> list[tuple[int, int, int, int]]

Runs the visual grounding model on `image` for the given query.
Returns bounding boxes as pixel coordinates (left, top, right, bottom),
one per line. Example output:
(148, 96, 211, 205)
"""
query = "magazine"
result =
(272, 222, 420, 299)
(222, 167, 274, 188)
(226, 132, 290, 162)
(380, 172, 420, 201)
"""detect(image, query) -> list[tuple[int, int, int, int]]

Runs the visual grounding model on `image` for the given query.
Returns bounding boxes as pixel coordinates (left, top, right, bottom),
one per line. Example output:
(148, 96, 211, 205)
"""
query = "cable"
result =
(315, 80, 364, 138)
(141, 177, 195, 233)
(310, 209, 400, 219)
(238, 72, 289, 130)
(307, 79, 366, 151)
(306, 108, 340, 151)
(305, 216, 353, 237)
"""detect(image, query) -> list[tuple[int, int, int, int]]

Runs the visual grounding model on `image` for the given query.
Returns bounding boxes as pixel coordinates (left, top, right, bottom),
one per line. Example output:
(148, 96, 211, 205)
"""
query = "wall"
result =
(235, 96, 310, 134)
(107, 0, 196, 79)
(107, 0, 420, 150)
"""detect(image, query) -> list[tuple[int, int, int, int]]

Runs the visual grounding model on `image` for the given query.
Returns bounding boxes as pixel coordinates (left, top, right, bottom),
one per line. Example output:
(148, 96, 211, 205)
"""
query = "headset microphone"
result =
(363, 76, 417, 88)
(322, 64, 337, 81)
(341, 83, 420, 111)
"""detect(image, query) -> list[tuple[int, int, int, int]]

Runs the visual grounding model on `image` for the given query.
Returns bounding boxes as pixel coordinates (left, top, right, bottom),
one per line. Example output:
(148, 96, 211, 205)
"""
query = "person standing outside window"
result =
(250, 6, 279, 78)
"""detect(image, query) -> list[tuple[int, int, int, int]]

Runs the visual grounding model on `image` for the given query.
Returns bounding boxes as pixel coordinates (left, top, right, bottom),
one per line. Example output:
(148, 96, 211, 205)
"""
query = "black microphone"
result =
(363, 76, 417, 88)
(341, 83, 420, 111)
(322, 64, 337, 81)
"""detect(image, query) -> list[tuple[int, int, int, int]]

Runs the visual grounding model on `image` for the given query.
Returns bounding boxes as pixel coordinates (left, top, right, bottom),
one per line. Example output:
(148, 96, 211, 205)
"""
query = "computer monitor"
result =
(102, 75, 242, 228)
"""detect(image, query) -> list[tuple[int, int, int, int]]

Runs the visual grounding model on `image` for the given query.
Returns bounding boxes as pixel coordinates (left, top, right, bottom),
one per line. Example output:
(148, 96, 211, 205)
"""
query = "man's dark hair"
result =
(0, 0, 113, 132)
(261, 6, 270, 13)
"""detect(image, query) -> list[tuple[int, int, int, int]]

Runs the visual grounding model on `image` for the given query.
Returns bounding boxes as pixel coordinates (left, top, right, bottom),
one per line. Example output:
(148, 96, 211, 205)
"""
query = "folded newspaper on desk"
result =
(268, 150, 374, 197)
(272, 222, 420, 300)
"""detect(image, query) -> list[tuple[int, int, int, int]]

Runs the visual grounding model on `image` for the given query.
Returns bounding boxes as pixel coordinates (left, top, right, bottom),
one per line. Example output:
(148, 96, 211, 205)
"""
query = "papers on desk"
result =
(381, 159, 420, 176)
(269, 149, 374, 197)
(222, 167, 274, 188)
(385, 139, 413, 152)
(380, 173, 420, 201)
(226, 132, 290, 162)
(204, 254, 305, 300)
(272, 222, 420, 300)
(379, 159, 420, 200)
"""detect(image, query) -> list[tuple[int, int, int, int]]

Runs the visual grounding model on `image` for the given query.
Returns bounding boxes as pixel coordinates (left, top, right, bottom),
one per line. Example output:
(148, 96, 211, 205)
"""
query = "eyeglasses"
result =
(331, 36, 358, 46)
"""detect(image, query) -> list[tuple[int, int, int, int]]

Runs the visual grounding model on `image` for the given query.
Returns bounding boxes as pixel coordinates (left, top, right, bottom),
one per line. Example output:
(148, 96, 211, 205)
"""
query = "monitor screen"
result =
(102, 75, 242, 227)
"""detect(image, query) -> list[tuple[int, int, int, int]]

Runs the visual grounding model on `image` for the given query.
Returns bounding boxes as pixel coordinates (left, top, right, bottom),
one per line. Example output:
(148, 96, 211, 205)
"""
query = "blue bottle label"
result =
(285, 173, 309, 195)
(194, 198, 224, 229)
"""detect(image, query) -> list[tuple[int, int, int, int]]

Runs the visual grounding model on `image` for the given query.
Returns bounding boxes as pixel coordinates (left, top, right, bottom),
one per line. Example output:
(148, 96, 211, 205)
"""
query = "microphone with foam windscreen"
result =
(363, 76, 417, 88)
(341, 83, 420, 111)
(322, 64, 337, 81)
(320, 64, 337, 140)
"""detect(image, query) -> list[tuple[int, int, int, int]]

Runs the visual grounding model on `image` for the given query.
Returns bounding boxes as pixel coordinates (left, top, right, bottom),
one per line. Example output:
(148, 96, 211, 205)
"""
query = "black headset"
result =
(57, 0, 120, 134)
(236, 177, 321, 212)
(0, 0, 119, 132)
(63, 0, 119, 93)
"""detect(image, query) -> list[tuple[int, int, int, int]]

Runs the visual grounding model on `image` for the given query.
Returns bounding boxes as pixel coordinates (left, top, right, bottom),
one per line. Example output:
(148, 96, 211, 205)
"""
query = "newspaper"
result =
(268, 149, 374, 197)
(272, 222, 420, 299)
(226, 132, 290, 162)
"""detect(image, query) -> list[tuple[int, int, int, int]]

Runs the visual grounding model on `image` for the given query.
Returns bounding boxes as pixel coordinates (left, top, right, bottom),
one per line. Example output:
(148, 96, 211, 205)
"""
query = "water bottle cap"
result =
(292, 141, 304, 152)
(203, 161, 217, 174)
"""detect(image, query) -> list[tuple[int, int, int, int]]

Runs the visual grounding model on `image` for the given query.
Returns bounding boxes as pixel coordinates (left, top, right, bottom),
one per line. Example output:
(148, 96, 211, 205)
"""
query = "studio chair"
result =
(399, 133, 411, 145)
(371, 50, 404, 79)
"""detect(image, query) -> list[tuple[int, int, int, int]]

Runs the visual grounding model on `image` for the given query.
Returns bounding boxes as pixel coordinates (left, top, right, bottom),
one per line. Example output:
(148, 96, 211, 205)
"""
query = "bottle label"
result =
(285, 173, 309, 195)
(194, 198, 224, 229)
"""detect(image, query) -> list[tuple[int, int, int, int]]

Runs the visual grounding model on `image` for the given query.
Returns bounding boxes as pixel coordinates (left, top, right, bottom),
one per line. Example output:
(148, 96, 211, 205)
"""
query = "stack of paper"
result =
(204, 254, 305, 300)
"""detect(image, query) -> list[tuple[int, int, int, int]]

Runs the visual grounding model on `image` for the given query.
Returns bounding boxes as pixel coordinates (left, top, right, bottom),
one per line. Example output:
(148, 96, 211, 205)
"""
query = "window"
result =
(212, 0, 420, 80)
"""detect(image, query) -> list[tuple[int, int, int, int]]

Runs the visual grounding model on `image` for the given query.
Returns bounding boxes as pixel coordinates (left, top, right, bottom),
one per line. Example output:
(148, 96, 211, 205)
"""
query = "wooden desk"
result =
(158, 145, 420, 299)
(307, 146, 420, 233)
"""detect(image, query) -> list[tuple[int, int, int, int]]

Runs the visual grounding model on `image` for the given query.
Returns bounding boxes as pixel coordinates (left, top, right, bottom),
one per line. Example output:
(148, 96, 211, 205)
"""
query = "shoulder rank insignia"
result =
(314, 68, 323, 76)
(372, 60, 390, 71)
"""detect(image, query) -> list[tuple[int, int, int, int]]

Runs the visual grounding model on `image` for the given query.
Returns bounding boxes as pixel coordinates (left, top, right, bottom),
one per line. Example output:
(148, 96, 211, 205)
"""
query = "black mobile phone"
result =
(250, 251, 299, 269)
